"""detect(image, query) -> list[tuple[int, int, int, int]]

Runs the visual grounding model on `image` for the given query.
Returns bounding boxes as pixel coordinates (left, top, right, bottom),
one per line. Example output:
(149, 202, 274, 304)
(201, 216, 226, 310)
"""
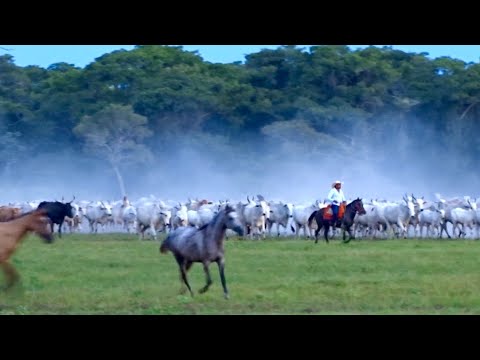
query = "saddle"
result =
(323, 203, 346, 221)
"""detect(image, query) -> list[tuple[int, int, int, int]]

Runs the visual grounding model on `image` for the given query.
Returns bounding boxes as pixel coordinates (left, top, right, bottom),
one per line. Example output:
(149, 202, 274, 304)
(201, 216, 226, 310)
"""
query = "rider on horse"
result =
(326, 180, 346, 228)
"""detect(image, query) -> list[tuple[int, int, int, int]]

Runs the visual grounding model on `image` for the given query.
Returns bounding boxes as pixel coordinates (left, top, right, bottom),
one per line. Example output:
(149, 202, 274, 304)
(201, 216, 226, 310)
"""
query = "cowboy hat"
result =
(332, 180, 343, 187)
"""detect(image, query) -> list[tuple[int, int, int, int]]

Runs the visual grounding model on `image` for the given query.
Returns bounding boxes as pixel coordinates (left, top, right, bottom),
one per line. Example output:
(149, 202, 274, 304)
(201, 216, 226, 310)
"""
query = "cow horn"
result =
(70, 195, 76, 203)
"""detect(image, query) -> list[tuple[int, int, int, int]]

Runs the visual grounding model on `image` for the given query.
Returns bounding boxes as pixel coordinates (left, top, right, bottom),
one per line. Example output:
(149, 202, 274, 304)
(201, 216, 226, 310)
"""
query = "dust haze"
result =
(1, 113, 478, 205)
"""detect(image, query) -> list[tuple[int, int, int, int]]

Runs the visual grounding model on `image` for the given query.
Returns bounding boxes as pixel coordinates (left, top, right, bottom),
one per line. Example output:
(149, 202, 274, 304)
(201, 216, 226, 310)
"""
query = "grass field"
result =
(1, 233, 480, 314)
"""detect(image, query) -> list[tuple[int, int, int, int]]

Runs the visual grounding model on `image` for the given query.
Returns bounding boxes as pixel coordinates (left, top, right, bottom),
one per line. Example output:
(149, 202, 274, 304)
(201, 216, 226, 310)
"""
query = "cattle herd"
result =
(1, 193, 479, 241)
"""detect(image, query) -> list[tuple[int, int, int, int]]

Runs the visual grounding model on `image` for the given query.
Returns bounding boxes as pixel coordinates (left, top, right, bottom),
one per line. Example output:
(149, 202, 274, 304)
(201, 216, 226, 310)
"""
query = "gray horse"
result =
(160, 205, 244, 299)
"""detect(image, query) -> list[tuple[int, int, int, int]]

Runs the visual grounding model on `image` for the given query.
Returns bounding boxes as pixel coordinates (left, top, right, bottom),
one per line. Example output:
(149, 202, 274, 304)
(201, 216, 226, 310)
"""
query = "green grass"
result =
(1, 234, 480, 314)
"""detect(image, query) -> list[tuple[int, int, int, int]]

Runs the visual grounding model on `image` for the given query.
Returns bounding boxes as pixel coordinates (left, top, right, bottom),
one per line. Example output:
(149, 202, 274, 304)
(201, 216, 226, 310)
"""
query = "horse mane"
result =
(346, 198, 362, 207)
(17, 210, 36, 218)
(6, 209, 42, 221)
(160, 201, 241, 299)
(198, 223, 209, 231)
(197, 206, 234, 232)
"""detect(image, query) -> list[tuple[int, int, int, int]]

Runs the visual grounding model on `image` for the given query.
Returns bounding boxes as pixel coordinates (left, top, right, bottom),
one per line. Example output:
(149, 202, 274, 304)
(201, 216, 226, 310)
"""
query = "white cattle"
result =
(292, 202, 321, 238)
(267, 201, 293, 237)
(84, 201, 113, 233)
(185, 198, 213, 211)
(242, 197, 270, 239)
(450, 200, 477, 238)
(171, 204, 189, 229)
(187, 205, 219, 228)
(475, 204, 480, 239)
(14, 201, 36, 215)
(122, 204, 137, 233)
(187, 209, 202, 228)
(65, 203, 84, 233)
(136, 202, 171, 240)
(378, 197, 416, 238)
(407, 195, 426, 237)
(436, 197, 472, 238)
(111, 201, 125, 228)
(418, 205, 444, 238)
(354, 203, 381, 238)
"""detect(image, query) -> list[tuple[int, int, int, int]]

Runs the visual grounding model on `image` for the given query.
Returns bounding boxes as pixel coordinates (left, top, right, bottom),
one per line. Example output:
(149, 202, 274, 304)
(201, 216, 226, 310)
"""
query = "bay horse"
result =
(0, 209, 53, 290)
(160, 205, 244, 299)
(308, 198, 366, 244)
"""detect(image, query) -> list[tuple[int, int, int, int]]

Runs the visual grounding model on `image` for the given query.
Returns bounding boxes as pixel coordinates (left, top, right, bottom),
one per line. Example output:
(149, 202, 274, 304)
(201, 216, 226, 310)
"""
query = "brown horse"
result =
(0, 209, 53, 290)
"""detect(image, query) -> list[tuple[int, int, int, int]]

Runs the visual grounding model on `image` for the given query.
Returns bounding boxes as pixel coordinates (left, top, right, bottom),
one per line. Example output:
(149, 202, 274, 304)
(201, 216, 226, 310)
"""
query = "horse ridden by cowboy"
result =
(325, 180, 347, 230)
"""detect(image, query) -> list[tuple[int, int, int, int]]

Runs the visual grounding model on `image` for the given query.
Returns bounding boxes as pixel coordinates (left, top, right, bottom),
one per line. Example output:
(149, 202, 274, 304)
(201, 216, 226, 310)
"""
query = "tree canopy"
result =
(1, 45, 479, 195)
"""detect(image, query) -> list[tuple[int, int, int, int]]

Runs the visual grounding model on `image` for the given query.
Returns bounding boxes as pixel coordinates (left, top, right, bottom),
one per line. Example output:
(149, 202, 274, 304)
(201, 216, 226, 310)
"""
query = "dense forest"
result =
(0, 45, 478, 201)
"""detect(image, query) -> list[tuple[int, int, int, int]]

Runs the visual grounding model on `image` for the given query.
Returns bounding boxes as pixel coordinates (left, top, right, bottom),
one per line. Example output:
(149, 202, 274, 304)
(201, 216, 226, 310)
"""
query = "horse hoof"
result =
(224, 293, 230, 300)
(1, 283, 17, 292)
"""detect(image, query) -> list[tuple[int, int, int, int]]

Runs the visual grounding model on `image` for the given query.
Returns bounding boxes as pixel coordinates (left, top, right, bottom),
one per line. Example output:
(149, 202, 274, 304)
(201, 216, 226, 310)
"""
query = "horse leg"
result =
(324, 223, 330, 244)
(314, 214, 322, 243)
(217, 258, 229, 299)
(175, 256, 193, 296)
(0, 261, 20, 290)
(314, 224, 321, 244)
(343, 225, 353, 243)
(199, 261, 212, 294)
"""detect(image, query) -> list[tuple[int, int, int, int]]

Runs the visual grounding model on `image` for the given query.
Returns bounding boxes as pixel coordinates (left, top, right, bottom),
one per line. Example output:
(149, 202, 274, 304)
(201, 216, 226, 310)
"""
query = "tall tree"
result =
(73, 104, 153, 196)
(0, 121, 27, 179)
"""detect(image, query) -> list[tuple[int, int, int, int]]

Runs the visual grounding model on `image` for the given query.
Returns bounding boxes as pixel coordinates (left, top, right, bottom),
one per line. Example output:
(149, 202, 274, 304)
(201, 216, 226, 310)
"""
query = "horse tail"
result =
(308, 210, 318, 227)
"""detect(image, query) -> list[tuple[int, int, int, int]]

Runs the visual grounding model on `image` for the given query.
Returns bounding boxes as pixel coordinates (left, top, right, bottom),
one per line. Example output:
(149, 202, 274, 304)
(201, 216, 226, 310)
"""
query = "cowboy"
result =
(326, 180, 347, 226)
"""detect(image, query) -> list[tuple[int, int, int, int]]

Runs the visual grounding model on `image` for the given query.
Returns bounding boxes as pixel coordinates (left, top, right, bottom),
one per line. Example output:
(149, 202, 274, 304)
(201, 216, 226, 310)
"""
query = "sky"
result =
(0, 45, 480, 68)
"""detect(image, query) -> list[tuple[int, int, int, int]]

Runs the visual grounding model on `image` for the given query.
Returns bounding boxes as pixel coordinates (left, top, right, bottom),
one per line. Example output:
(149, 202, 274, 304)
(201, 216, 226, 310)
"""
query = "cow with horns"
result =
(37, 196, 76, 238)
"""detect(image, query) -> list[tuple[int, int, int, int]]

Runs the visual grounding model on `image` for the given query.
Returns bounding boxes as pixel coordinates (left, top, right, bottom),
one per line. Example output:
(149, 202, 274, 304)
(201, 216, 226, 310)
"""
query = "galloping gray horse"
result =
(160, 205, 244, 299)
